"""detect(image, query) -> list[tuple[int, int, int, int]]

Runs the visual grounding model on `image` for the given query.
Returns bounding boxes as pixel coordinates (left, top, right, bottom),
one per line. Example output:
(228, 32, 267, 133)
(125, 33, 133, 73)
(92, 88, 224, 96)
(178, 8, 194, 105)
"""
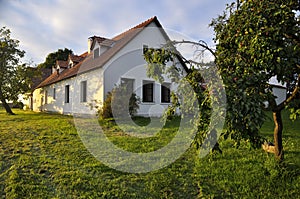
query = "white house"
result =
(268, 76, 287, 105)
(31, 16, 187, 116)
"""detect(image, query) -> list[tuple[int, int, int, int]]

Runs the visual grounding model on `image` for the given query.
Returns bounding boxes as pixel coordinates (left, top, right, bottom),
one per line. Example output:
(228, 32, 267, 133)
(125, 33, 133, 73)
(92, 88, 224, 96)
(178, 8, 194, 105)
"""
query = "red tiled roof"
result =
(101, 39, 115, 47)
(56, 60, 68, 68)
(89, 36, 109, 50)
(112, 16, 161, 40)
(69, 54, 86, 63)
(89, 36, 115, 50)
(80, 51, 88, 57)
(75, 16, 166, 75)
(36, 16, 168, 88)
(94, 36, 107, 44)
(36, 61, 83, 88)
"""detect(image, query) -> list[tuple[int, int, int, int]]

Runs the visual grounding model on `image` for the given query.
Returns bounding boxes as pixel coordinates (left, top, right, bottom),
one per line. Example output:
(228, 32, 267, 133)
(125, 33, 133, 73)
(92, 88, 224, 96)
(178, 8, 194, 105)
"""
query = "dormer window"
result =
(94, 48, 100, 59)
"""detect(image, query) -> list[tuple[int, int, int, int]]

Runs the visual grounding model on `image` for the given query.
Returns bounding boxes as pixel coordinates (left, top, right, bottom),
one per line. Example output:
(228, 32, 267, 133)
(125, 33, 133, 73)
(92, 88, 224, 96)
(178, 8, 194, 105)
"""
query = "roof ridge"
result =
(79, 52, 88, 57)
(112, 16, 158, 41)
(88, 35, 108, 39)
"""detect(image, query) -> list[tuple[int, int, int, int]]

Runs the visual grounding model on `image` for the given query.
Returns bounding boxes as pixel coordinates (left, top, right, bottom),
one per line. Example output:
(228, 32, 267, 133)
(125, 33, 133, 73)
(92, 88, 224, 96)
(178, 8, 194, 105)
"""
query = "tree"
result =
(144, 0, 300, 161)
(38, 48, 73, 69)
(144, 43, 225, 155)
(211, 0, 300, 161)
(0, 27, 33, 115)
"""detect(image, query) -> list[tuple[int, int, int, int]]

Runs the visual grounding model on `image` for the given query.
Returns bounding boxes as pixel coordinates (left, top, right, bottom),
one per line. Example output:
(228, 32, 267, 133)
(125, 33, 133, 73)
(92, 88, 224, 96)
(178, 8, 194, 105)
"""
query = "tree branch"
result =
(171, 40, 217, 58)
(277, 73, 300, 111)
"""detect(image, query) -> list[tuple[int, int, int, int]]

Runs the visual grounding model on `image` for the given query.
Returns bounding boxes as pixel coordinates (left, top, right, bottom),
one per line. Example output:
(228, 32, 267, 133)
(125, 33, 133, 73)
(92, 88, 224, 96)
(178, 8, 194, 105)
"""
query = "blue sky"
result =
(0, 0, 232, 64)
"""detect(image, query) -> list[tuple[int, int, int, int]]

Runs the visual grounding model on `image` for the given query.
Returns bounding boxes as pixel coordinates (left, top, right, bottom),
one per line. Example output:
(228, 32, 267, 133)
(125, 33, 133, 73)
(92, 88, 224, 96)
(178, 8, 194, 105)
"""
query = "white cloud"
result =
(0, 0, 231, 64)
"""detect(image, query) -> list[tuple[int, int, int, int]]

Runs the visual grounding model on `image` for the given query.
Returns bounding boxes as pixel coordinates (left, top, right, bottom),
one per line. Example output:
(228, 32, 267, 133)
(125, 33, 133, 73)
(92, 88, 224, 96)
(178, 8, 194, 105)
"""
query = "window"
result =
(161, 83, 171, 103)
(143, 81, 154, 102)
(65, 85, 70, 103)
(121, 78, 134, 95)
(45, 90, 48, 104)
(94, 48, 99, 59)
(53, 88, 56, 99)
(80, 81, 87, 102)
(143, 45, 148, 55)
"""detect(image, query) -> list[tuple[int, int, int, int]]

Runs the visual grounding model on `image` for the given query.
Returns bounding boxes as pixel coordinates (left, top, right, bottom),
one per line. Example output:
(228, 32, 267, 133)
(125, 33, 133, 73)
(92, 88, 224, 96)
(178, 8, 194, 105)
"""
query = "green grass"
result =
(0, 109, 299, 198)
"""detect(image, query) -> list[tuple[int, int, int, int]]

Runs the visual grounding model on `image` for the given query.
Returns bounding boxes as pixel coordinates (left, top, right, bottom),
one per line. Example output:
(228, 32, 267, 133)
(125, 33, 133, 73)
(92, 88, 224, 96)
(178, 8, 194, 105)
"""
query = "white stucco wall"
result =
(272, 86, 287, 105)
(72, 68, 104, 115)
(33, 68, 104, 115)
(104, 58, 175, 116)
(32, 88, 44, 112)
(102, 23, 181, 116)
(268, 76, 287, 105)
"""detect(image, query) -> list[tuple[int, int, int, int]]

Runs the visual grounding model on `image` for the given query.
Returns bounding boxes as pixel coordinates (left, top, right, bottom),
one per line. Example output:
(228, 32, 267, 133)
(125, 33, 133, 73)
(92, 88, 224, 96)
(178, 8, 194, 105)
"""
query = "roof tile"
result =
(56, 60, 68, 68)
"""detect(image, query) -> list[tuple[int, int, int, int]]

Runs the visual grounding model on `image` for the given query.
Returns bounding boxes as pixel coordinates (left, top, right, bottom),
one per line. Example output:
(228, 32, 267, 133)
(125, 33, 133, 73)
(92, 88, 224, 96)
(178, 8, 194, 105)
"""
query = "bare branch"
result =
(171, 40, 217, 58)
(277, 73, 300, 111)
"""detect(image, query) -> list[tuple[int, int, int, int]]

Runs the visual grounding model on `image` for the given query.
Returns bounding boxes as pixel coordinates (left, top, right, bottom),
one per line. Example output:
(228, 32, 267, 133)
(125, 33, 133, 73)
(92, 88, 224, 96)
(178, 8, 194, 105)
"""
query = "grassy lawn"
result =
(0, 109, 299, 198)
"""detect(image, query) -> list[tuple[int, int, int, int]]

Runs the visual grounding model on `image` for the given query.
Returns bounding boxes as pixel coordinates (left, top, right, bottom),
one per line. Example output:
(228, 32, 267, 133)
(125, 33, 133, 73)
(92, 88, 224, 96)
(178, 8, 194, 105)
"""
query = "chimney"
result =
(56, 64, 60, 76)
(52, 66, 56, 74)
(88, 37, 93, 54)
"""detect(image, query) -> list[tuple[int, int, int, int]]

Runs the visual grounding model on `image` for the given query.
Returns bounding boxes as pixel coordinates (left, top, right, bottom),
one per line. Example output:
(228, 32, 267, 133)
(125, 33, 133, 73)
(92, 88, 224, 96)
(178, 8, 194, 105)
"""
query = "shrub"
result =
(99, 85, 140, 119)
(12, 101, 24, 109)
(99, 92, 113, 119)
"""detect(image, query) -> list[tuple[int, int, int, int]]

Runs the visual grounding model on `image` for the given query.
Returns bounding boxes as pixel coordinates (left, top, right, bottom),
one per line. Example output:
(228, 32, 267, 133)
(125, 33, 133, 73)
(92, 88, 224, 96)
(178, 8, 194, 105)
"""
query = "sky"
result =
(0, 0, 233, 65)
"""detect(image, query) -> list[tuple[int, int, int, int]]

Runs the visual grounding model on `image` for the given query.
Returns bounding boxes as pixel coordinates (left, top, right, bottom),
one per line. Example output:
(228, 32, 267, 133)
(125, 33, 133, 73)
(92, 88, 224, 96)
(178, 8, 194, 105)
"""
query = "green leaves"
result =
(0, 27, 32, 113)
(37, 48, 72, 69)
(211, 0, 300, 147)
(143, 47, 174, 83)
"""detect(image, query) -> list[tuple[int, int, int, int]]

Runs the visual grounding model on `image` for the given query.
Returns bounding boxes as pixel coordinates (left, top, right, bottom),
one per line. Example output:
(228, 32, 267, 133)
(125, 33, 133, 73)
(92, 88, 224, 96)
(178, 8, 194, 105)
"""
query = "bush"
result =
(99, 85, 140, 119)
(12, 101, 24, 109)
(99, 92, 113, 119)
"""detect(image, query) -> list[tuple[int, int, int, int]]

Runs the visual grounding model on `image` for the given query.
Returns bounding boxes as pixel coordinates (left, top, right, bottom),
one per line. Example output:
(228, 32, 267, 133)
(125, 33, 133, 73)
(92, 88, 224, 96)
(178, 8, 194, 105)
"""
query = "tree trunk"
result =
(273, 111, 283, 161)
(0, 88, 15, 115)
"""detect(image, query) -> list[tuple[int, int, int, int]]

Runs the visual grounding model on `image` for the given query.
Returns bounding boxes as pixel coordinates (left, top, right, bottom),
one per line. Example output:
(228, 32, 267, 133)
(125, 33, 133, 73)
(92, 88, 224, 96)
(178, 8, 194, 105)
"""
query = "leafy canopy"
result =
(38, 48, 73, 69)
(211, 0, 300, 146)
(144, 0, 300, 155)
(0, 27, 36, 114)
(144, 44, 225, 154)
